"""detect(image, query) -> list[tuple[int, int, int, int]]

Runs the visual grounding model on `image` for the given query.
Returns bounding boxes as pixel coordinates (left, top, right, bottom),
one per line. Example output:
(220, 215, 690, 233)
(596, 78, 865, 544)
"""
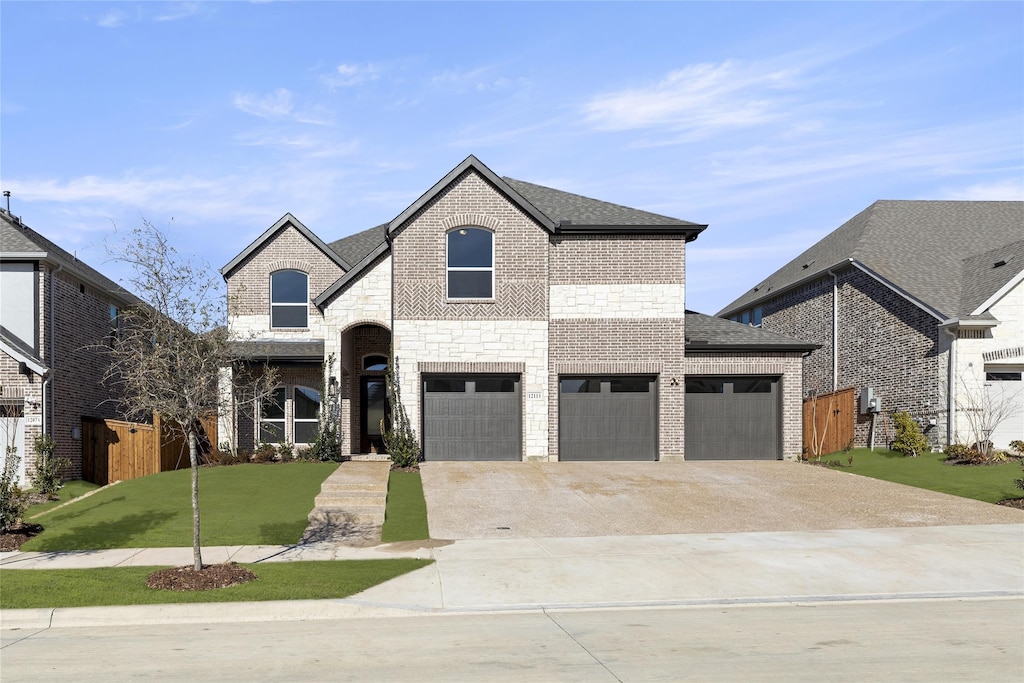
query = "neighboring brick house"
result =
(719, 200, 1024, 451)
(1, 208, 141, 483)
(221, 155, 815, 461)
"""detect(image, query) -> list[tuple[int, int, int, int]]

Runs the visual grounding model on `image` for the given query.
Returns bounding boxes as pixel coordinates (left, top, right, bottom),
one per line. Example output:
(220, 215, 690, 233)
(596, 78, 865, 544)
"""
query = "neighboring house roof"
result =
(684, 311, 819, 352)
(959, 239, 1024, 317)
(1, 208, 141, 306)
(221, 212, 352, 277)
(718, 201, 1024, 321)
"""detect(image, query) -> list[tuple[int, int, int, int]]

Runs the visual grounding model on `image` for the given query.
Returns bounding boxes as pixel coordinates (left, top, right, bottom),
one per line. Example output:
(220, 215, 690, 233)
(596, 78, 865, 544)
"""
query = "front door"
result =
(360, 377, 388, 454)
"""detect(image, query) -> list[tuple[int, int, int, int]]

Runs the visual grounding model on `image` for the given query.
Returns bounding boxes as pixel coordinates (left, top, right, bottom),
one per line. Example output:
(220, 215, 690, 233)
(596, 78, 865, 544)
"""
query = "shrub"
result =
(1, 446, 27, 532)
(276, 442, 294, 462)
(29, 434, 71, 500)
(1010, 440, 1024, 458)
(204, 449, 248, 467)
(944, 443, 982, 464)
(381, 356, 420, 469)
(890, 411, 929, 457)
(252, 443, 278, 464)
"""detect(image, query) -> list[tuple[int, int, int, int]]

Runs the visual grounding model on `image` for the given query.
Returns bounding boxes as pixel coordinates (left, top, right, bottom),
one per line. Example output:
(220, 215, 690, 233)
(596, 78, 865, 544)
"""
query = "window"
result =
(270, 270, 308, 328)
(732, 306, 763, 326)
(260, 387, 286, 443)
(447, 228, 493, 299)
(293, 387, 321, 444)
(986, 372, 1022, 381)
(363, 355, 388, 371)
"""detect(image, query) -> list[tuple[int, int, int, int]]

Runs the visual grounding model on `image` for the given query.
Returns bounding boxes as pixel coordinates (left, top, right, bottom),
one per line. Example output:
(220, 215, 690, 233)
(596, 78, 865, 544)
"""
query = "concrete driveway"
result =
(420, 460, 1024, 539)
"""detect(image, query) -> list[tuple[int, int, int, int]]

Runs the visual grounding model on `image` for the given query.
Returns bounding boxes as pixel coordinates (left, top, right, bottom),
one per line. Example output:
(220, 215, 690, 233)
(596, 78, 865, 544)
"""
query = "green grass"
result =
(19, 462, 339, 552)
(0, 559, 432, 609)
(25, 480, 100, 518)
(821, 448, 1024, 504)
(381, 470, 429, 542)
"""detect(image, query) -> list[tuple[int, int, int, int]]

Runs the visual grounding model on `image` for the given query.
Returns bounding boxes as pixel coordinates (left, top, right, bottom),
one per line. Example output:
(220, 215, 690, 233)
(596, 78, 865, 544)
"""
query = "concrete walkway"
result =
(3, 523, 1022, 629)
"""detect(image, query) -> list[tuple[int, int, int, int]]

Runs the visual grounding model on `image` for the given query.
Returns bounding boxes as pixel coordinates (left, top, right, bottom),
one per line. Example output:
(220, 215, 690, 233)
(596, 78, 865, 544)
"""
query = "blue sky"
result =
(2, 1, 1021, 315)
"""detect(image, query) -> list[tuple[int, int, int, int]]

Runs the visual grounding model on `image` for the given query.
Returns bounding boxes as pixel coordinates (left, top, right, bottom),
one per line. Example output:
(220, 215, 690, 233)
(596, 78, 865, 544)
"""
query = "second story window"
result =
(447, 228, 493, 299)
(270, 270, 308, 328)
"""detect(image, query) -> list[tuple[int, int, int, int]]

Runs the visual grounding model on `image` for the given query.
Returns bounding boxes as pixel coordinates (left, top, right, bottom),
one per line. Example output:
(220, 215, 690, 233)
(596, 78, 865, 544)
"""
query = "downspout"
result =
(47, 262, 63, 436)
(828, 269, 839, 392)
(943, 325, 958, 447)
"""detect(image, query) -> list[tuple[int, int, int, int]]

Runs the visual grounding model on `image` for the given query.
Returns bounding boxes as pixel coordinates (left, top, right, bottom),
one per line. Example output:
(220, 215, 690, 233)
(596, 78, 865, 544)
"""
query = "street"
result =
(3, 597, 1020, 682)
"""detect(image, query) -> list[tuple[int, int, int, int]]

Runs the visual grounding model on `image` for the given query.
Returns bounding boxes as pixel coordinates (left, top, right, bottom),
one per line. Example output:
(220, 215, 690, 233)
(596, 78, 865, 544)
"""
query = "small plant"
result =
(890, 411, 929, 457)
(204, 448, 248, 466)
(1015, 460, 1024, 492)
(944, 443, 982, 464)
(276, 442, 294, 463)
(30, 434, 71, 500)
(1009, 440, 1024, 458)
(252, 443, 278, 464)
(1, 446, 27, 532)
(381, 354, 420, 469)
(843, 439, 854, 454)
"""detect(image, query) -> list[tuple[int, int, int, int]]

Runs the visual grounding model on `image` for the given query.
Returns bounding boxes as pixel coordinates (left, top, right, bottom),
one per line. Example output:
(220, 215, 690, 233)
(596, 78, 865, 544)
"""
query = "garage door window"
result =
(475, 377, 516, 392)
(424, 378, 466, 392)
(560, 378, 602, 393)
(610, 377, 652, 393)
(686, 379, 725, 393)
(732, 378, 773, 393)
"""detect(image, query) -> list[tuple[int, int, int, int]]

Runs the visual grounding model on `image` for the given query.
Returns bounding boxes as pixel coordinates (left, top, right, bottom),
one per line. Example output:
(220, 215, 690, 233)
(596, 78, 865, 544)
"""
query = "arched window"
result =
(363, 355, 388, 371)
(270, 270, 308, 328)
(447, 228, 493, 299)
(293, 386, 321, 444)
(259, 387, 286, 444)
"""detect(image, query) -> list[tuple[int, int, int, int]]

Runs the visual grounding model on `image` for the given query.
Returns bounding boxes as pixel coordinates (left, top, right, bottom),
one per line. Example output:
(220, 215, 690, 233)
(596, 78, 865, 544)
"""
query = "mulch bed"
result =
(997, 498, 1024, 510)
(0, 523, 43, 552)
(146, 563, 258, 591)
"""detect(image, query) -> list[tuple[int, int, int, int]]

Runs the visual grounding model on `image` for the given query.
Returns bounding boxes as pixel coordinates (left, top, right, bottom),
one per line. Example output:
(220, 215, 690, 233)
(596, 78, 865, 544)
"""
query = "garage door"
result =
(559, 376, 657, 461)
(422, 375, 521, 460)
(685, 377, 780, 460)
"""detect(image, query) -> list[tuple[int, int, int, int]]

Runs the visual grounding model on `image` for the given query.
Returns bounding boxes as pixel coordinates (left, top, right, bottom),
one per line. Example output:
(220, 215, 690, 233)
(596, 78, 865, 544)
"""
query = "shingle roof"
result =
(685, 311, 818, 351)
(503, 178, 704, 228)
(1, 209, 141, 306)
(229, 339, 325, 361)
(327, 223, 388, 267)
(718, 201, 1024, 320)
(959, 239, 1024, 315)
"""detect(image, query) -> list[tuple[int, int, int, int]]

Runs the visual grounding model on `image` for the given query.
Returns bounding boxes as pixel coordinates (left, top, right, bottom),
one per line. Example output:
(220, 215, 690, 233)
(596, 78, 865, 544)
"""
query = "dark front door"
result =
(360, 377, 388, 454)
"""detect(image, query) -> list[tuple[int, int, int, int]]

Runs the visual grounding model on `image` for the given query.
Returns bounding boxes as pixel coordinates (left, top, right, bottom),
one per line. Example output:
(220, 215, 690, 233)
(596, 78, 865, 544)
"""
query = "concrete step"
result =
(319, 479, 388, 494)
(314, 491, 387, 508)
(309, 506, 385, 526)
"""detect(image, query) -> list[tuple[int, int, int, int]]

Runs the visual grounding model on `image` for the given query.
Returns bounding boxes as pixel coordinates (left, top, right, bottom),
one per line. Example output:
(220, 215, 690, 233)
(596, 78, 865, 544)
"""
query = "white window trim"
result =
(259, 386, 287, 444)
(292, 385, 321, 446)
(270, 270, 310, 329)
(446, 227, 495, 301)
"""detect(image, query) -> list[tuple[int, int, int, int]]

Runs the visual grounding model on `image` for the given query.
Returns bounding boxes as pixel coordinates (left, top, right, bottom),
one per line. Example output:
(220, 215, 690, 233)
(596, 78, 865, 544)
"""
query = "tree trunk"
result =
(188, 428, 203, 572)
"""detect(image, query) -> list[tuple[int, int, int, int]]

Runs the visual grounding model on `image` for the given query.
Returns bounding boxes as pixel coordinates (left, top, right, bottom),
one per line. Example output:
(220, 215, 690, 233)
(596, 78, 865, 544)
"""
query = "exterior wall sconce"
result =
(669, 378, 679, 387)
(328, 376, 338, 397)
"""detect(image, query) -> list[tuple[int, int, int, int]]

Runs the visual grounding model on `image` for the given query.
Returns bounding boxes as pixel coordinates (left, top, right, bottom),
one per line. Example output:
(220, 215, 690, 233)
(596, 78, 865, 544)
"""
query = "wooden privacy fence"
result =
(82, 414, 217, 486)
(802, 387, 856, 458)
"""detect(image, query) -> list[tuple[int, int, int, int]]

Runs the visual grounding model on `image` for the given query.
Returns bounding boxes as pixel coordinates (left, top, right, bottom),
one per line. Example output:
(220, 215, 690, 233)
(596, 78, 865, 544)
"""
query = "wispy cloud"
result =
(96, 9, 129, 28)
(234, 88, 295, 119)
(154, 2, 201, 22)
(322, 62, 382, 89)
(583, 60, 804, 136)
(939, 179, 1024, 201)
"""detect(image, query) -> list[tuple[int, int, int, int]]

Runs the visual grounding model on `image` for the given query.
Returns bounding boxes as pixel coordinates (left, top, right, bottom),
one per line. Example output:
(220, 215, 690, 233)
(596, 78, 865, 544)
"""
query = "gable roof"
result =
(684, 311, 818, 352)
(718, 200, 1024, 321)
(220, 212, 352, 277)
(504, 177, 705, 232)
(1, 208, 141, 306)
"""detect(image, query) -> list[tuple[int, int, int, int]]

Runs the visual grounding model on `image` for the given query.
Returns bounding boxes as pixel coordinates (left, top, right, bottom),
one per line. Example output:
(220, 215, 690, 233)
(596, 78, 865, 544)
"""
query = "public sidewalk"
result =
(2, 523, 1022, 629)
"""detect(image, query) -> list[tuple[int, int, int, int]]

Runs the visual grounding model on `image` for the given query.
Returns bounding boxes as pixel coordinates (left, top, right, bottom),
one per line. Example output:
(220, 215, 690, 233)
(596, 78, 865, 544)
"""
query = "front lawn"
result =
(819, 448, 1023, 504)
(381, 470, 429, 542)
(25, 479, 100, 518)
(19, 462, 339, 552)
(0, 559, 432, 609)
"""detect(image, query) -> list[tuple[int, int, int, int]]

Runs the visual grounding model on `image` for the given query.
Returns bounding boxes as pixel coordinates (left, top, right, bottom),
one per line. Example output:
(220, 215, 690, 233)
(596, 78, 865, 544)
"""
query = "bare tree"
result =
(956, 377, 1024, 458)
(104, 220, 277, 572)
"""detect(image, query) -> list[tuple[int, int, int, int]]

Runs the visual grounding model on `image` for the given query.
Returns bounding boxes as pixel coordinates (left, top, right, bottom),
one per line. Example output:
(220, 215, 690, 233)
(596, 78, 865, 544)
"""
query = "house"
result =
(719, 200, 1024, 451)
(220, 155, 816, 462)
(1, 208, 141, 483)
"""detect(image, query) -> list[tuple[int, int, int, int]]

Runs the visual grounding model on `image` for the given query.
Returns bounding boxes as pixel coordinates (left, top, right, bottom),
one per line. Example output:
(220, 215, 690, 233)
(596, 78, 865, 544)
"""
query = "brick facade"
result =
(761, 266, 945, 447)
